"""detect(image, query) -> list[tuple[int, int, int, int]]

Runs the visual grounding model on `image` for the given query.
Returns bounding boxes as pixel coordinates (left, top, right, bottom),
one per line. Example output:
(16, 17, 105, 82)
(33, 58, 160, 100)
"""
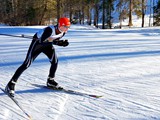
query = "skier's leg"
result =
(43, 45, 58, 78)
(11, 40, 40, 82)
(6, 40, 42, 96)
(49, 52, 58, 78)
(43, 45, 62, 89)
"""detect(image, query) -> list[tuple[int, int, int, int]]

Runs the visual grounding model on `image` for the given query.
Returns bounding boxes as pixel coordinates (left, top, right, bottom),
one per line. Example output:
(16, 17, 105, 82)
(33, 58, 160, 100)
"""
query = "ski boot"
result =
(5, 80, 16, 97)
(47, 77, 63, 90)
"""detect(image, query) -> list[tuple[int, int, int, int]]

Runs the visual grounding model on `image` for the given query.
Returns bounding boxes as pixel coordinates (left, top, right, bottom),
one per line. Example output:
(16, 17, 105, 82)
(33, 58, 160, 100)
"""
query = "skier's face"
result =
(59, 25, 70, 32)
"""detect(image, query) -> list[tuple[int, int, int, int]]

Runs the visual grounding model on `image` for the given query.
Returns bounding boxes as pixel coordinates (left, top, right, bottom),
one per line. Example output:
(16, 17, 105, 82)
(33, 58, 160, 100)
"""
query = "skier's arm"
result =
(46, 32, 64, 42)
(37, 26, 68, 46)
(37, 27, 63, 43)
(37, 27, 52, 43)
(52, 39, 69, 47)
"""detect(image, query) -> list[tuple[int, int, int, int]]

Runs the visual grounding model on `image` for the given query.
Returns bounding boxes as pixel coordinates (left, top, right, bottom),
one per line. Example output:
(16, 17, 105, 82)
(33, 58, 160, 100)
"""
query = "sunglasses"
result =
(63, 26, 70, 28)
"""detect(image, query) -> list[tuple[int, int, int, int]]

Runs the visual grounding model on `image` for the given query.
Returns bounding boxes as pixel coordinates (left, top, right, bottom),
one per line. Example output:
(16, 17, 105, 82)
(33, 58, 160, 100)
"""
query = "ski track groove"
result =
(56, 72, 160, 119)
(0, 99, 27, 120)
(24, 81, 69, 120)
(0, 90, 29, 120)
(99, 87, 160, 118)
(70, 98, 114, 119)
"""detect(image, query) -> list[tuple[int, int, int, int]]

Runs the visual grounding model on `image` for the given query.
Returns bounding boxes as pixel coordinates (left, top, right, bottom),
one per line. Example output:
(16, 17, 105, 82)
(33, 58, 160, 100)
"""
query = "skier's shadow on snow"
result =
(17, 85, 59, 94)
(0, 85, 57, 97)
(0, 85, 97, 98)
(14, 84, 77, 96)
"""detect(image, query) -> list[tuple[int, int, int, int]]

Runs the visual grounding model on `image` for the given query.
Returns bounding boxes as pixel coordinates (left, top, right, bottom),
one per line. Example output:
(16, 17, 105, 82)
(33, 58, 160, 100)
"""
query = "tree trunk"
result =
(94, 4, 99, 28)
(39, 0, 47, 25)
(149, 0, 152, 26)
(87, 5, 91, 25)
(141, 0, 145, 27)
(102, 0, 105, 29)
(128, 0, 133, 26)
(57, 0, 60, 22)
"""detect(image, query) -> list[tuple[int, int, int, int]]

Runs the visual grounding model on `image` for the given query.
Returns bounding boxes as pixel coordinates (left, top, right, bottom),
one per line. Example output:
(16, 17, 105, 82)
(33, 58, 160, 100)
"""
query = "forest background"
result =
(0, 0, 159, 29)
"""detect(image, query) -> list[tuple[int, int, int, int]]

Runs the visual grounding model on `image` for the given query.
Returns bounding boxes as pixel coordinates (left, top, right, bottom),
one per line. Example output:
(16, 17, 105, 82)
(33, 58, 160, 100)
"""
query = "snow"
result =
(0, 24, 160, 120)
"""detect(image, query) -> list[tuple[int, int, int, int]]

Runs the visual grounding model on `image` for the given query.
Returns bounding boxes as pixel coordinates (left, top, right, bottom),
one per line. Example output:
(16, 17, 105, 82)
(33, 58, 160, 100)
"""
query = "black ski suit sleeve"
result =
(40, 27, 52, 42)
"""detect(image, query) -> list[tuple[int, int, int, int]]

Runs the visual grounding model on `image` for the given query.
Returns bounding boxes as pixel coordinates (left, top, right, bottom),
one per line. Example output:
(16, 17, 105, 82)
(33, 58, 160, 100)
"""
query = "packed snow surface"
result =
(0, 25, 160, 120)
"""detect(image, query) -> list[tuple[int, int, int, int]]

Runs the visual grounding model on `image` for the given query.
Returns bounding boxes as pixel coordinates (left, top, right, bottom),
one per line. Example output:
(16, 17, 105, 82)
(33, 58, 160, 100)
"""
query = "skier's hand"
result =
(61, 40, 69, 47)
(53, 40, 69, 47)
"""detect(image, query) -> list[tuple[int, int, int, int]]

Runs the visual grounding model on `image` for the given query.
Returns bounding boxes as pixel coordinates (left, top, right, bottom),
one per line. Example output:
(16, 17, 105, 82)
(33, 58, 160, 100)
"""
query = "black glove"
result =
(53, 40, 69, 47)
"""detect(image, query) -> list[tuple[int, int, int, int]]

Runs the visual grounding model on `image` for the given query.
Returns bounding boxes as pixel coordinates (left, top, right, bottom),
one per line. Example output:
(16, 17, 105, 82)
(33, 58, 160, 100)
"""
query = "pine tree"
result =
(153, 0, 160, 26)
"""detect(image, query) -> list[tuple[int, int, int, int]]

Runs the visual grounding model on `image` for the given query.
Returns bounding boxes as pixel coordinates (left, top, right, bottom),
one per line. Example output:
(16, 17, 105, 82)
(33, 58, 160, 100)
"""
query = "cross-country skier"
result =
(5, 17, 71, 97)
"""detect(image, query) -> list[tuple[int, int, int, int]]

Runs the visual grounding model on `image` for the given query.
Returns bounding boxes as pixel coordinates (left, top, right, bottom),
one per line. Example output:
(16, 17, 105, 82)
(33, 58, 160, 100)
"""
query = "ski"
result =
(30, 83, 102, 98)
(0, 87, 32, 120)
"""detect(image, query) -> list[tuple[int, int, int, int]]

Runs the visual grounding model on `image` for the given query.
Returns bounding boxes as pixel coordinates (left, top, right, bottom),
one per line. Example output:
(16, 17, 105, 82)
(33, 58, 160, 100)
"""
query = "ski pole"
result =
(0, 33, 48, 44)
(0, 33, 33, 39)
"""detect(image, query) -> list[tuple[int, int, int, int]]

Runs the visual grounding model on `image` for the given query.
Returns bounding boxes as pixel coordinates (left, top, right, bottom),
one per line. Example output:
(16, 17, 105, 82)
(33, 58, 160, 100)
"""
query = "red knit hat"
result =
(58, 17, 71, 27)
